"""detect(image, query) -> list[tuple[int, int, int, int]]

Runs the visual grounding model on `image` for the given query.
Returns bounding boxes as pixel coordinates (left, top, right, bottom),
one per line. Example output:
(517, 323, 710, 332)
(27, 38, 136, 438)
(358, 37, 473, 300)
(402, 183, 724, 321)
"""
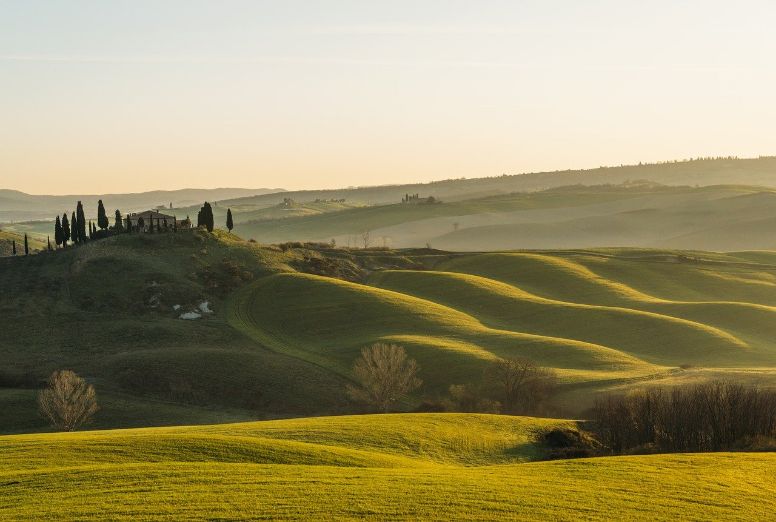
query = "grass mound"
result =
(0, 413, 773, 521)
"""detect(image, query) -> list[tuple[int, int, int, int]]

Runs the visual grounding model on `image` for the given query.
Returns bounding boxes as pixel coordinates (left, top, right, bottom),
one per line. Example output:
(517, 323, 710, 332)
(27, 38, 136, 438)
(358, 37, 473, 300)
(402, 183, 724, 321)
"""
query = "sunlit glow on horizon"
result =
(2, 1, 775, 195)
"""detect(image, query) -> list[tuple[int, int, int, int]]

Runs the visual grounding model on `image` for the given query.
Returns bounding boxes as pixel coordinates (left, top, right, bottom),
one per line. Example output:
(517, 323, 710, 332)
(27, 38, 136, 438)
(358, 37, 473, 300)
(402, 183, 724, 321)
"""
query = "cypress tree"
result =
(97, 200, 109, 230)
(62, 213, 70, 247)
(201, 202, 214, 232)
(77, 201, 87, 241)
(11, 240, 16, 255)
(226, 208, 234, 232)
(71, 211, 79, 244)
(138, 216, 145, 231)
(114, 210, 123, 232)
(47, 235, 52, 251)
(88, 221, 94, 240)
(24, 234, 29, 256)
(55, 215, 63, 248)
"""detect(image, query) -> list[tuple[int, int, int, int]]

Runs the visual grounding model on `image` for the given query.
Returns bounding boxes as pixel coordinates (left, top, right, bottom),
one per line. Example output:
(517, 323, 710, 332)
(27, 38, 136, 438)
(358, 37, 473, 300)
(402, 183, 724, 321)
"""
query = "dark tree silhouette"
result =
(47, 235, 52, 251)
(97, 199, 109, 230)
(62, 213, 71, 246)
(226, 208, 234, 232)
(24, 234, 29, 255)
(76, 201, 87, 242)
(55, 215, 63, 248)
(71, 211, 79, 244)
(114, 210, 123, 232)
(138, 216, 145, 231)
(11, 240, 16, 256)
(197, 202, 214, 232)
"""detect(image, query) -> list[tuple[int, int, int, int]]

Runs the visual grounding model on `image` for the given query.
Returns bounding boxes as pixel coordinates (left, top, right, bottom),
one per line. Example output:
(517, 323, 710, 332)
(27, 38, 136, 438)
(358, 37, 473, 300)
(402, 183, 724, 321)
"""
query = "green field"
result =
(2, 230, 776, 431)
(0, 413, 772, 520)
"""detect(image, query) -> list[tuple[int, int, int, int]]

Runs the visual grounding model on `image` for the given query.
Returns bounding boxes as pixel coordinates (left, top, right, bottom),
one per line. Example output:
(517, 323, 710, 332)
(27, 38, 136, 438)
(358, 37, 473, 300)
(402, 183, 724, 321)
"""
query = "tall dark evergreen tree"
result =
(97, 199, 109, 230)
(24, 234, 29, 256)
(11, 240, 16, 255)
(138, 216, 145, 232)
(62, 213, 71, 246)
(55, 215, 63, 248)
(88, 221, 94, 240)
(76, 201, 87, 242)
(114, 210, 123, 232)
(71, 211, 79, 244)
(226, 208, 234, 232)
(47, 235, 52, 251)
(199, 202, 214, 232)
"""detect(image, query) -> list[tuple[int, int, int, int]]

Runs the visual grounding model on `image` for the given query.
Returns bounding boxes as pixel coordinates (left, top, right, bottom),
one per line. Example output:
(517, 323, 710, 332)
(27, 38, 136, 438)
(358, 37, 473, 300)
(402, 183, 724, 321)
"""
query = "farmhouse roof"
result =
(129, 210, 176, 220)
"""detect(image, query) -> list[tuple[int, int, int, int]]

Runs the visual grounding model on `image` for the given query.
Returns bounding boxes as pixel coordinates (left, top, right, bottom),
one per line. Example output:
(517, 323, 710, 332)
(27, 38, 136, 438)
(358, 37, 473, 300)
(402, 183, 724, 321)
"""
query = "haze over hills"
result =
(6, 157, 776, 252)
(0, 187, 282, 222)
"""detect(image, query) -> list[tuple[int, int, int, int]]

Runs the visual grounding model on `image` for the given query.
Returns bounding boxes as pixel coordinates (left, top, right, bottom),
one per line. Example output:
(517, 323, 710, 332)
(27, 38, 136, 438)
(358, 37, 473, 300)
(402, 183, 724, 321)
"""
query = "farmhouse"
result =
(127, 210, 177, 232)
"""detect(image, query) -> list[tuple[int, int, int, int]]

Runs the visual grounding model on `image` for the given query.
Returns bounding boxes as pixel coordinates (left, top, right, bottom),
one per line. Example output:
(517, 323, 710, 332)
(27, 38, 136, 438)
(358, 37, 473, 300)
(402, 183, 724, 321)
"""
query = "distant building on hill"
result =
(127, 210, 177, 232)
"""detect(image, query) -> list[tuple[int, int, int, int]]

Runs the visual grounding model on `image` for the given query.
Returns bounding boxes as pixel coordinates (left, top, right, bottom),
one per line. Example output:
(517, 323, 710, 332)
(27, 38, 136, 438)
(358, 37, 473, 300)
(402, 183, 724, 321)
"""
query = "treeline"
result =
(53, 199, 118, 248)
(49, 200, 235, 250)
(590, 381, 776, 453)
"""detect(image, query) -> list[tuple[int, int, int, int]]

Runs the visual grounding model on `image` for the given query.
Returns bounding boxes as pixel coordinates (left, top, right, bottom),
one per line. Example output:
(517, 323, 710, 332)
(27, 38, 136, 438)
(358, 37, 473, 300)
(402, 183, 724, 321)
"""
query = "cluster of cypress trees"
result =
(197, 202, 215, 232)
(195, 202, 234, 233)
(53, 199, 120, 249)
(44, 199, 235, 253)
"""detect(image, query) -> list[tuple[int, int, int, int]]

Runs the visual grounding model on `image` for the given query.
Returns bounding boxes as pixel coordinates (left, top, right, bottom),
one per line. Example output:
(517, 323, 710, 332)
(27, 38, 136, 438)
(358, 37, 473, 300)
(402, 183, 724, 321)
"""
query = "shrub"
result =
(38, 370, 99, 431)
(346, 343, 422, 412)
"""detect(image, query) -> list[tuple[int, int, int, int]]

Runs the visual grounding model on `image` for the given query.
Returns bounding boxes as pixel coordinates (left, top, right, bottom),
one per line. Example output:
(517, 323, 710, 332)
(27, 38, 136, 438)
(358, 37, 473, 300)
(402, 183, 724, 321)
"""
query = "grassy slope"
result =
(0, 230, 349, 433)
(227, 272, 656, 391)
(4, 231, 776, 432)
(0, 413, 773, 521)
(0, 229, 46, 256)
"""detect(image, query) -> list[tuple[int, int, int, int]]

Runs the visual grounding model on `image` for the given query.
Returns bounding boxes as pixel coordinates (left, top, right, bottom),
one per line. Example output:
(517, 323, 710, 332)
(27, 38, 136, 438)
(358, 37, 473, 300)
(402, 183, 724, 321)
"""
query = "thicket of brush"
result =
(590, 381, 776, 453)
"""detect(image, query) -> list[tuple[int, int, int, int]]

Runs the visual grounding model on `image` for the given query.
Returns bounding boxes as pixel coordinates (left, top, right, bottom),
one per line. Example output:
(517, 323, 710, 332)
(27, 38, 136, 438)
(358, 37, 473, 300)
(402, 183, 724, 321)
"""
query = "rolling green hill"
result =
(2, 231, 776, 433)
(0, 413, 773, 520)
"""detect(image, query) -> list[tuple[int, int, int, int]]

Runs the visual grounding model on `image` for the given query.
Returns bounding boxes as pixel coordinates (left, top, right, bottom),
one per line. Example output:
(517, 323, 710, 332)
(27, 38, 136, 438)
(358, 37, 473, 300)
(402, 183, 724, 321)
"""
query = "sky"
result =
(2, 0, 775, 195)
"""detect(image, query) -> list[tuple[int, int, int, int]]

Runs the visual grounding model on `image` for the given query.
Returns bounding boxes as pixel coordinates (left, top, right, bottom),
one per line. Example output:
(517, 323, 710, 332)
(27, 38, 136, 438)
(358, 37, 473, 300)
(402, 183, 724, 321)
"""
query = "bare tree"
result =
(361, 230, 371, 249)
(488, 357, 557, 414)
(347, 343, 422, 412)
(38, 370, 99, 431)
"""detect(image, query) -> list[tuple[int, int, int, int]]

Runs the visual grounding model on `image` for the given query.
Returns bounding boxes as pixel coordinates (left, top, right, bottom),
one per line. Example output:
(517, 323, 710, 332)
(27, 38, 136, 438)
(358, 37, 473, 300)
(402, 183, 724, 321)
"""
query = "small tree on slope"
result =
(346, 343, 422, 412)
(38, 370, 99, 431)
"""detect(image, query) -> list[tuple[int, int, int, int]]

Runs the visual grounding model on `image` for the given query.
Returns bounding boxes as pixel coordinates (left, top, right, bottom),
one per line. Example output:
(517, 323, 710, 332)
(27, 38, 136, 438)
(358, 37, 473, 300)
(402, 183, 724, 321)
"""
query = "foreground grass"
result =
(0, 414, 773, 521)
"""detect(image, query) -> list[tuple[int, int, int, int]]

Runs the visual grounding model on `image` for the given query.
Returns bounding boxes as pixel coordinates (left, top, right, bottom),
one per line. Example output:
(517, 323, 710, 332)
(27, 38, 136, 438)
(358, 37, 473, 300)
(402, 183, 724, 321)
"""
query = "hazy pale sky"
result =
(2, 1, 775, 194)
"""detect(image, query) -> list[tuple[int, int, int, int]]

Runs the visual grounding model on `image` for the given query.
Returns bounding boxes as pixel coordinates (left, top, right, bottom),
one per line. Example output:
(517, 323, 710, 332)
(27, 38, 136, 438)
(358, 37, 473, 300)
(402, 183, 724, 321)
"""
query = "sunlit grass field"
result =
(3, 230, 776, 431)
(0, 413, 773, 521)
